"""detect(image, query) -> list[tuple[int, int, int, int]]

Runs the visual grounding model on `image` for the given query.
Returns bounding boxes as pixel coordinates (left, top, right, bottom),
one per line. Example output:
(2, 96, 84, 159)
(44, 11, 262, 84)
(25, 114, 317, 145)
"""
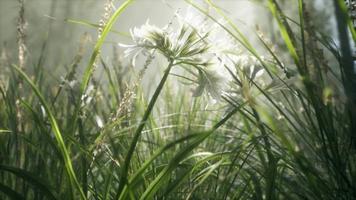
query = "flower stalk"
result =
(116, 60, 175, 197)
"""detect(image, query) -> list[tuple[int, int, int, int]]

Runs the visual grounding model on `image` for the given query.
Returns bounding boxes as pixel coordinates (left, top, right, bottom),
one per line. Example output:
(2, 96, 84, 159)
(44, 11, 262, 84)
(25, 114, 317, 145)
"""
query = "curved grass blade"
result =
(116, 62, 174, 198)
(70, 0, 134, 139)
(139, 102, 246, 199)
(80, 0, 134, 95)
(139, 131, 210, 200)
(185, 159, 223, 199)
(0, 182, 25, 200)
(65, 18, 129, 37)
(12, 65, 86, 200)
(118, 133, 205, 200)
(186, 0, 274, 77)
(335, 0, 356, 41)
(163, 152, 231, 197)
(0, 165, 58, 200)
(267, 0, 301, 68)
(0, 130, 11, 134)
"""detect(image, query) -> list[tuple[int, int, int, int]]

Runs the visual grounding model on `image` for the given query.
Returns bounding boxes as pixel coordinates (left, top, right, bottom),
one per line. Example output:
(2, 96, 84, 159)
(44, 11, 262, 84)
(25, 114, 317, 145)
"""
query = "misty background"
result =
(0, 0, 334, 86)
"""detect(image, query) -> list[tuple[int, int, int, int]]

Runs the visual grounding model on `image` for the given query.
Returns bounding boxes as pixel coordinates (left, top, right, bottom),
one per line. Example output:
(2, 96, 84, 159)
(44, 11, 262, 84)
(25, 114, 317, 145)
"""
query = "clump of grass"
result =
(1, 0, 356, 199)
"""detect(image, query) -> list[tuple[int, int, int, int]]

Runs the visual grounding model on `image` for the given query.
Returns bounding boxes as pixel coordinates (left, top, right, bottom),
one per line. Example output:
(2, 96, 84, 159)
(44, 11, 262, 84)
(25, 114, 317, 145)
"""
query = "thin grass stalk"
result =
(138, 101, 247, 199)
(70, 0, 133, 136)
(0, 181, 25, 200)
(0, 165, 58, 200)
(188, 0, 274, 78)
(267, 0, 301, 71)
(79, 0, 133, 96)
(333, 0, 356, 148)
(14, 1, 27, 192)
(336, 0, 356, 41)
(118, 133, 208, 200)
(298, 0, 307, 69)
(13, 65, 86, 200)
(116, 61, 174, 198)
(250, 108, 276, 200)
(17, 0, 26, 70)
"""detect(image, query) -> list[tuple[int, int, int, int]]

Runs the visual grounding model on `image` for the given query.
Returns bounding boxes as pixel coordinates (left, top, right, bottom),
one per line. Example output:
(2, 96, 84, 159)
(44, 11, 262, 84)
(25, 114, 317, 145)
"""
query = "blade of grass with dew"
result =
(22, 96, 93, 163)
(19, 99, 61, 156)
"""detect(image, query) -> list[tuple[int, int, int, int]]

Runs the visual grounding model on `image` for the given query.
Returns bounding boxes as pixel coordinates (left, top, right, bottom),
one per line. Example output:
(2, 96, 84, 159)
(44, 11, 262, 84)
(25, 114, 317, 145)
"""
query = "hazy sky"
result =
(0, 0, 263, 70)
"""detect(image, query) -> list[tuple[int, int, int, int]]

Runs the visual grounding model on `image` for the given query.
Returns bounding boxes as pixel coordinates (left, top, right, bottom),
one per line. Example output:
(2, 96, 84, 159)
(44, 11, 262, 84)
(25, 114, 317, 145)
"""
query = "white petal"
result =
(255, 69, 264, 78)
(118, 43, 136, 48)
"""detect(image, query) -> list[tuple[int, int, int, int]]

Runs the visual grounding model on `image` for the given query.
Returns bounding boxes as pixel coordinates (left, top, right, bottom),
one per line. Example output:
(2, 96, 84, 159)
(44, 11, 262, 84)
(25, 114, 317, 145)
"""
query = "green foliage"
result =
(1, 0, 356, 199)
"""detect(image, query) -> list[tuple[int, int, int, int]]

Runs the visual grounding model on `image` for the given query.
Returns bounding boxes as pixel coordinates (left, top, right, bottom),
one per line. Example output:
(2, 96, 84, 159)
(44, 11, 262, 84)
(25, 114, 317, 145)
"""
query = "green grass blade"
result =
(268, 0, 301, 68)
(298, 0, 307, 68)
(0, 130, 11, 134)
(118, 133, 204, 200)
(0, 182, 25, 200)
(139, 132, 210, 200)
(80, 0, 133, 94)
(70, 0, 134, 136)
(116, 62, 174, 198)
(65, 18, 129, 37)
(12, 65, 86, 200)
(139, 102, 245, 199)
(186, 0, 274, 77)
(335, 0, 356, 41)
(0, 165, 58, 200)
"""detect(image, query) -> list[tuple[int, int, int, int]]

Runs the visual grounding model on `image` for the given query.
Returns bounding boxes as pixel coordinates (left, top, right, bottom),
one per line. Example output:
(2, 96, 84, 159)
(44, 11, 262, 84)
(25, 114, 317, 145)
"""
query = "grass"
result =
(1, 0, 356, 199)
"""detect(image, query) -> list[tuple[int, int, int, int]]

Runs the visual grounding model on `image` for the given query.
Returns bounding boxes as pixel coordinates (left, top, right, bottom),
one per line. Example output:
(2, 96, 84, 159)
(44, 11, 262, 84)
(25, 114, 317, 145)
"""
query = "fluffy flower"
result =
(192, 67, 225, 100)
(118, 20, 166, 66)
(233, 54, 265, 81)
(119, 16, 226, 100)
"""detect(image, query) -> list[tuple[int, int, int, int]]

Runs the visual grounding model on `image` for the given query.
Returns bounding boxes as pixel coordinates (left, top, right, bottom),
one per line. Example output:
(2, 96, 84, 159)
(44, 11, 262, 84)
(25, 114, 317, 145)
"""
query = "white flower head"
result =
(192, 66, 225, 100)
(118, 19, 167, 66)
(119, 16, 226, 100)
(229, 54, 265, 81)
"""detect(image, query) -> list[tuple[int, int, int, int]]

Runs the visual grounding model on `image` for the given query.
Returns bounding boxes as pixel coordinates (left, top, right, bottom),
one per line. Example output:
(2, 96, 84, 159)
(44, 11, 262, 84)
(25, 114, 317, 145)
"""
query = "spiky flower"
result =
(119, 19, 224, 100)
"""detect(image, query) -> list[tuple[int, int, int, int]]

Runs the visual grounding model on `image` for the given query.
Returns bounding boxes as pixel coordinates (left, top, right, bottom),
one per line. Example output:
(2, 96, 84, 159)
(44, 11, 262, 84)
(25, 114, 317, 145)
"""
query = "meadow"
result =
(1, 0, 356, 199)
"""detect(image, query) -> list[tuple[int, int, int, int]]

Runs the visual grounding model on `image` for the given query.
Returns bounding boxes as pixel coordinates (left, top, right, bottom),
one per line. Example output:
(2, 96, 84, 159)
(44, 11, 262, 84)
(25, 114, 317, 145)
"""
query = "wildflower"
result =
(119, 18, 225, 100)
(118, 20, 170, 66)
(192, 67, 224, 100)
(232, 54, 265, 82)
